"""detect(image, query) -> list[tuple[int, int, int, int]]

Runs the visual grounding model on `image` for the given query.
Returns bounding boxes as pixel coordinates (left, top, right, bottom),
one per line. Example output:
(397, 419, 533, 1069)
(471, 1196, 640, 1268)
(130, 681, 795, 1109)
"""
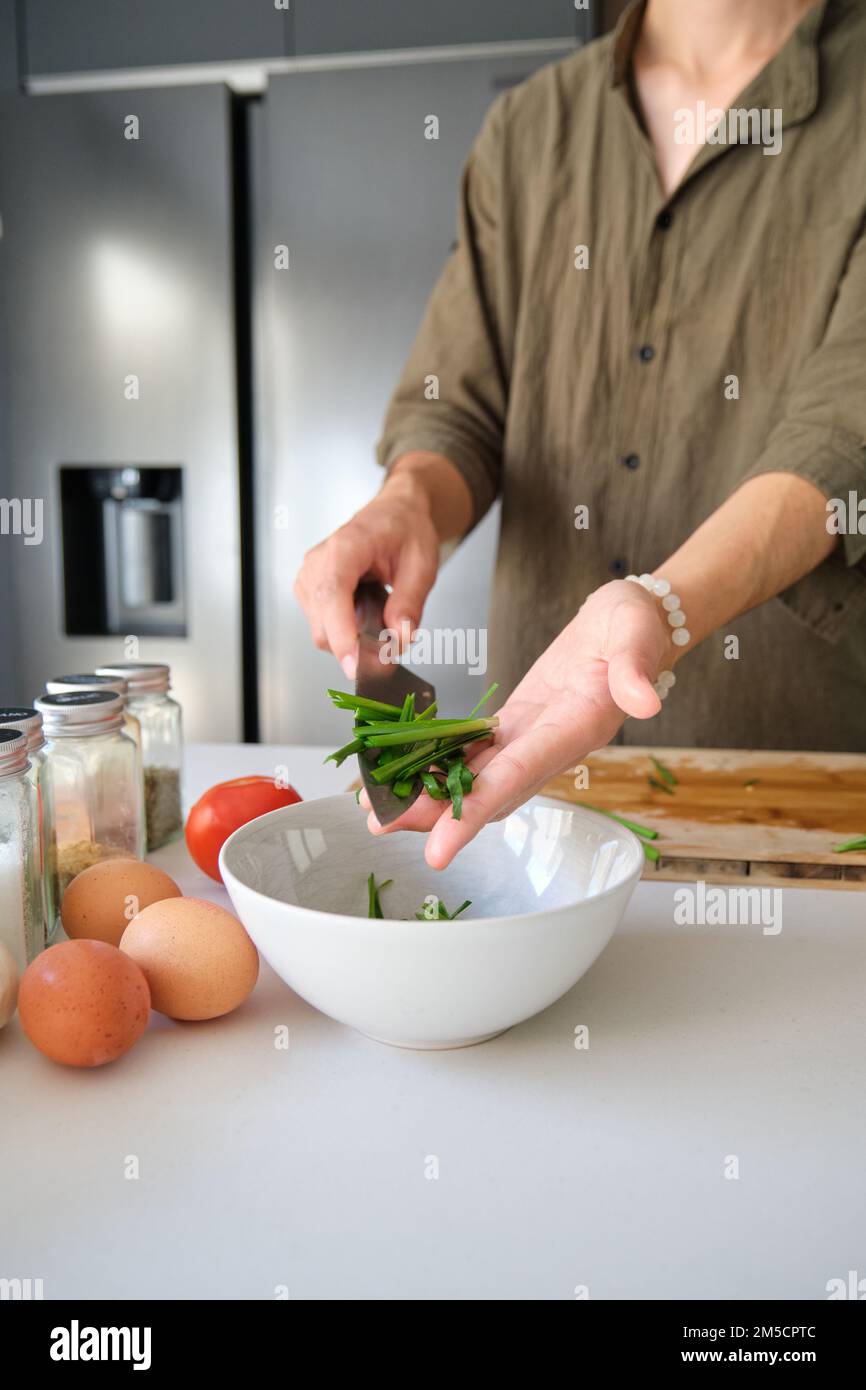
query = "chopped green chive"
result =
(329, 685, 497, 819)
(581, 803, 658, 840)
(363, 717, 497, 747)
(648, 775, 676, 796)
(366, 875, 473, 921)
(446, 760, 466, 820)
(649, 755, 678, 787)
(414, 894, 473, 921)
(466, 682, 499, 719)
(367, 873, 393, 918)
(420, 770, 448, 800)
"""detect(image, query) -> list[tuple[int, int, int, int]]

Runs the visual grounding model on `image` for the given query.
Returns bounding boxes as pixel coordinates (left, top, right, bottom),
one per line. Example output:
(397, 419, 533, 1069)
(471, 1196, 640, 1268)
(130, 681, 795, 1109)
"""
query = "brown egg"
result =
(120, 897, 259, 1021)
(19, 940, 150, 1067)
(61, 858, 182, 946)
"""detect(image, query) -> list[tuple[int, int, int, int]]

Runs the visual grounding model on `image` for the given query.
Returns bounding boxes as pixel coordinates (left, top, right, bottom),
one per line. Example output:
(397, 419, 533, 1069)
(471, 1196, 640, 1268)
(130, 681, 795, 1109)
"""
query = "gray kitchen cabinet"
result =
(0, 1, 14, 692)
(0, 86, 243, 739)
(289, 1, 586, 53)
(0, 0, 18, 90)
(23, 0, 289, 76)
(22, 0, 588, 81)
(253, 48, 573, 745)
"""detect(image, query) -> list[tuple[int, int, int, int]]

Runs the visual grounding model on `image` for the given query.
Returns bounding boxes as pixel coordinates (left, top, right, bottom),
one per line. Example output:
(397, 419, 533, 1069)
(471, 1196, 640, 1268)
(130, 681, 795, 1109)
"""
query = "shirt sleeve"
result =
(375, 96, 509, 529)
(740, 226, 866, 642)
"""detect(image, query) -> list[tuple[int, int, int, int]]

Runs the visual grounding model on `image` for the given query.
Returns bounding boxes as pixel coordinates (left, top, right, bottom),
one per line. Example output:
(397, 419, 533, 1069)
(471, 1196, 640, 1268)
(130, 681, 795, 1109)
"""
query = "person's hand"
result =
(294, 471, 440, 680)
(361, 579, 673, 867)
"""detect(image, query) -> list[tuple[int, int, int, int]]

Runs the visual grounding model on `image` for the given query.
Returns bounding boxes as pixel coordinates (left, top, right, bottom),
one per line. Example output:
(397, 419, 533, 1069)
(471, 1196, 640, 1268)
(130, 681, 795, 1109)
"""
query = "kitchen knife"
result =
(354, 581, 435, 827)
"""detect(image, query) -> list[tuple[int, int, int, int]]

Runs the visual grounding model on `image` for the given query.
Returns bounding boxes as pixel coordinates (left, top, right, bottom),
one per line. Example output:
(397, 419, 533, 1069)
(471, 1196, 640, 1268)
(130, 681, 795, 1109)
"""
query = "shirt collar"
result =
(609, 0, 830, 130)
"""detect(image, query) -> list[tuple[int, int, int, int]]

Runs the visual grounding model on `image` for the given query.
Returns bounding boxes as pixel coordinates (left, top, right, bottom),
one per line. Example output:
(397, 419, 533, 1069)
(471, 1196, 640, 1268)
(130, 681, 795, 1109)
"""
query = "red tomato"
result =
(185, 775, 302, 882)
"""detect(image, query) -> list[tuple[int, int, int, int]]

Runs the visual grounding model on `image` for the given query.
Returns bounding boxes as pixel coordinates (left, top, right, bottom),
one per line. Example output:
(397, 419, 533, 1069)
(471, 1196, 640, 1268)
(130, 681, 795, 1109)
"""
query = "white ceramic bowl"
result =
(220, 793, 643, 1050)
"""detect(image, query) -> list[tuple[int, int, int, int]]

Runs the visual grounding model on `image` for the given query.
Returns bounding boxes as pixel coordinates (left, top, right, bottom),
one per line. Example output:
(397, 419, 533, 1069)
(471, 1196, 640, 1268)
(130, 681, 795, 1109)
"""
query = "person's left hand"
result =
(359, 578, 673, 867)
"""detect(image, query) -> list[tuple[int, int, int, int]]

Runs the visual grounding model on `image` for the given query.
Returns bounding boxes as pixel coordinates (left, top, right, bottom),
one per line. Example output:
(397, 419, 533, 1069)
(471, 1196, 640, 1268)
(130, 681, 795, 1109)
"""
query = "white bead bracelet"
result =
(625, 572, 689, 702)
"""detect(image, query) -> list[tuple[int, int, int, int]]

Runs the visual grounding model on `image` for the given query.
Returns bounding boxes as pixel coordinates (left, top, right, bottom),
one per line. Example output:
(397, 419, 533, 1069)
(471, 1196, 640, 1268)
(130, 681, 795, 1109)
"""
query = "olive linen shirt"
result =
(376, 0, 866, 752)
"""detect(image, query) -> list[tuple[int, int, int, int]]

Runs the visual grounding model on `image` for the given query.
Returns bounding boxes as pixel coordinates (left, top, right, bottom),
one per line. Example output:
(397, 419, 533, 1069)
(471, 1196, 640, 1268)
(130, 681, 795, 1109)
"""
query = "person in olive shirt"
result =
(295, 0, 866, 868)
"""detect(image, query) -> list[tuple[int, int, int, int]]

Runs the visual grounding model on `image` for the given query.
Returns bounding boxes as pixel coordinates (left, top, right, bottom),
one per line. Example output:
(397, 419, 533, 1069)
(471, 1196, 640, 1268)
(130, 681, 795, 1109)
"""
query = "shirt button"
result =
(609, 558, 626, 576)
(638, 344, 655, 362)
(622, 453, 640, 470)
(656, 209, 673, 230)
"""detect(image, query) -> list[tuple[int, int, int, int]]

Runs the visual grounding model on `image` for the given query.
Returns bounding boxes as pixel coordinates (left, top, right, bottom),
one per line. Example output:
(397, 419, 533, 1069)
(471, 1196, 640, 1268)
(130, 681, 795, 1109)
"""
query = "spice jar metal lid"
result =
(47, 673, 129, 700)
(95, 661, 170, 695)
(0, 728, 28, 777)
(0, 706, 45, 754)
(35, 690, 125, 736)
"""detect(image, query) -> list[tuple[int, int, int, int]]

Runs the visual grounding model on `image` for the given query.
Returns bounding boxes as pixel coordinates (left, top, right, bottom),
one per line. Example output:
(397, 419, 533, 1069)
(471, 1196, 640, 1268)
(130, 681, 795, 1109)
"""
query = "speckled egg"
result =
(19, 940, 151, 1067)
(120, 897, 259, 1021)
(61, 858, 182, 946)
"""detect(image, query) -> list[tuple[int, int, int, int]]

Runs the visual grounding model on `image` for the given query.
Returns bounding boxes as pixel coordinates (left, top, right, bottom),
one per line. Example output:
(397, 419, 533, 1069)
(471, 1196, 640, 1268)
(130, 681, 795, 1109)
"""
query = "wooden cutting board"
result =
(541, 747, 866, 889)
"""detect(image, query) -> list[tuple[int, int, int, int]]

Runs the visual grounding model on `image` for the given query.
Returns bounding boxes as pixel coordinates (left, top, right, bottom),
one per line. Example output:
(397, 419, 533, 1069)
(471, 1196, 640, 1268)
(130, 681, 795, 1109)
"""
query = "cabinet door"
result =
(23, 0, 288, 76)
(0, 0, 17, 91)
(254, 49, 573, 743)
(290, 0, 585, 54)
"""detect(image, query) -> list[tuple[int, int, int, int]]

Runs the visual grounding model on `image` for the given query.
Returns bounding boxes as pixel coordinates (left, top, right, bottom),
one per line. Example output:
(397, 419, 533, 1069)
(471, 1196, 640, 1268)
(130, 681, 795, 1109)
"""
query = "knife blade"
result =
(354, 582, 435, 827)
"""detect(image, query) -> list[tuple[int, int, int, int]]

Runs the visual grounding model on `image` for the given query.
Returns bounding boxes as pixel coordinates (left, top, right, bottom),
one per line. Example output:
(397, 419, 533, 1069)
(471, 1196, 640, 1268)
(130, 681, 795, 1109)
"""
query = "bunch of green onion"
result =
(326, 682, 499, 819)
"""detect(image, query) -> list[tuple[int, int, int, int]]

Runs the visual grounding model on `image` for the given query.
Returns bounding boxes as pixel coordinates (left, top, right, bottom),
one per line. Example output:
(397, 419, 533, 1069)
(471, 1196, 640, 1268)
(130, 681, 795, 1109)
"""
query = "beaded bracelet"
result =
(625, 572, 689, 703)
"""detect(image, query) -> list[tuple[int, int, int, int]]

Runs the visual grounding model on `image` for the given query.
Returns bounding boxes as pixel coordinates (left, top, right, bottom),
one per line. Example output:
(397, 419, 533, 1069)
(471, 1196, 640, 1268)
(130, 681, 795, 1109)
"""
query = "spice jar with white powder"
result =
(0, 707, 49, 939)
(0, 729, 44, 971)
(95, 661, 183, 850)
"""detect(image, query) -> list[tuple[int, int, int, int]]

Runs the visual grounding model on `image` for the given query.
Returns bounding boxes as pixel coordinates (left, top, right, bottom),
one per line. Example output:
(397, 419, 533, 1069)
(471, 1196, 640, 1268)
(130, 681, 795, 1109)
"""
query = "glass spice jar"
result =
(46, 673, 143, 751)
(95, 662, 183, 850)
(0, 707, 49, 945)
(35, 690, 145, 942)
(0, 706, 47, 793)
(0, 729, 44, 971)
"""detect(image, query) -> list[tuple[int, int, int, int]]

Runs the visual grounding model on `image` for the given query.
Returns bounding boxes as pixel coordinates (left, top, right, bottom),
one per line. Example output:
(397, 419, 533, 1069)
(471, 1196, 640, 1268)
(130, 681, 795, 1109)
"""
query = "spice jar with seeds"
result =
(95, 661, 183, 851)
(35, 690, 145, 941)
(0, 729, 46, 969)
(45, 673, 142, 751)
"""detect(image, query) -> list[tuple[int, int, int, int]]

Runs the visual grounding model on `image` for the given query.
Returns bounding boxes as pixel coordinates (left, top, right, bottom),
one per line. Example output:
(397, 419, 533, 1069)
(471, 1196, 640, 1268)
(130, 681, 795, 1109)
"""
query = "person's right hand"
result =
(294, 471, 441, 680)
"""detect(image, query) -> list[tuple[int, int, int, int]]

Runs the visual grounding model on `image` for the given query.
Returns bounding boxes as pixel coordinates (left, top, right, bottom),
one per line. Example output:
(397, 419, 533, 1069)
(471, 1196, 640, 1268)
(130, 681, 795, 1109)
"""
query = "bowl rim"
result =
(218, 792, 644, 928)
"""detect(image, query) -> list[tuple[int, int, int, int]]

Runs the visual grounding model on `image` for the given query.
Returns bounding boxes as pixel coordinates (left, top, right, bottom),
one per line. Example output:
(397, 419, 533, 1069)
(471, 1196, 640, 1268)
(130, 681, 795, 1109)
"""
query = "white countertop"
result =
(2, 742, 864, 1300)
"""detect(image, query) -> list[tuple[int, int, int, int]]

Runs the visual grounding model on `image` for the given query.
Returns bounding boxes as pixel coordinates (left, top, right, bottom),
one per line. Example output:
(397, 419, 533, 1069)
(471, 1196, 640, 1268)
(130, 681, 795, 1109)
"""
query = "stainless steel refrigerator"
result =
(0, 85, 244, 740)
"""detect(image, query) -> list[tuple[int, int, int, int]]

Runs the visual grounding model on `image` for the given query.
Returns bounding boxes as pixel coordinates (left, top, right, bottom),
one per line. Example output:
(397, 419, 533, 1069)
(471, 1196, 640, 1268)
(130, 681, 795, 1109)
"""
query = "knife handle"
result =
(354, 581, 388, 640)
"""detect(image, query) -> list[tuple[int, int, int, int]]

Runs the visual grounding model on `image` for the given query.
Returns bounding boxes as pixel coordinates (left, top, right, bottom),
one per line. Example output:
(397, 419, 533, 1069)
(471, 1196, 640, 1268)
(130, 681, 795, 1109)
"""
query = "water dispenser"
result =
(60, 466, 186, 637)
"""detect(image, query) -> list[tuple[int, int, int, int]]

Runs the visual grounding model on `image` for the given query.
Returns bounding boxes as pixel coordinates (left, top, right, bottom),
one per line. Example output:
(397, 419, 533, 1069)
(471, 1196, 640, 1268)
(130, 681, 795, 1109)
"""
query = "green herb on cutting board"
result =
(648, 775, 676, 796)
(742, 778, 760, 789)
(581, 803, 657, 839)
(328, 682, 498, 819)
(832, 835, 866, 854)
(649, 755, 678, 788)
(578, 803, 660, 864)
